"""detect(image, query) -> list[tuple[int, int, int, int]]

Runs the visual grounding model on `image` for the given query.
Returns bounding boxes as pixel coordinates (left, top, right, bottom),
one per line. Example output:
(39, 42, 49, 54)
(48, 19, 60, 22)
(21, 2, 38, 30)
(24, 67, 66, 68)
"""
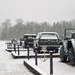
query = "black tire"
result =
(69, 47, 75, 65)
(33, 47, 40, 53)
(37, 47, 41, 53)
(60, 46, 67, 62)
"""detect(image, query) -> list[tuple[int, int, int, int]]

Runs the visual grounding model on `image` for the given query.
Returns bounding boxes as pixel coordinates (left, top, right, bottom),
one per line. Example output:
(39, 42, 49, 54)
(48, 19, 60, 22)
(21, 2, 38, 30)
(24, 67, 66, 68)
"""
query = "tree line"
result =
(0, 19, 75, 40)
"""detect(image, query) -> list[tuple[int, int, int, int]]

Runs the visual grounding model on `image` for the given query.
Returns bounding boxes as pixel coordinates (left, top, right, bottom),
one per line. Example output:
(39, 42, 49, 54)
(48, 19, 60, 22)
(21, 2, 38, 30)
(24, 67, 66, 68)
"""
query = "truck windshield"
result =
(40, 33, 58, 39)
(28, 36, 35, 39)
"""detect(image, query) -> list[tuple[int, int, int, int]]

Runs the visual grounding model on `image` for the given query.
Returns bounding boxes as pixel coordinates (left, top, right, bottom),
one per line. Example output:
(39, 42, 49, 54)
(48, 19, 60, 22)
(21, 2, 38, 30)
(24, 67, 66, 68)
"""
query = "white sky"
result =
(0, 0, 75, 24)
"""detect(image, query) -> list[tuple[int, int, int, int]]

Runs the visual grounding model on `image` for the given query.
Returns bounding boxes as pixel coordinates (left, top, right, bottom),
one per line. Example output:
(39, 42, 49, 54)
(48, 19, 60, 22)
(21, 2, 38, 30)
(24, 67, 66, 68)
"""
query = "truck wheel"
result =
(69, 47, 75, 65)
(37, 48, 41, 53)
(33, 47, 40, 53)
(60, 46, 67, 62)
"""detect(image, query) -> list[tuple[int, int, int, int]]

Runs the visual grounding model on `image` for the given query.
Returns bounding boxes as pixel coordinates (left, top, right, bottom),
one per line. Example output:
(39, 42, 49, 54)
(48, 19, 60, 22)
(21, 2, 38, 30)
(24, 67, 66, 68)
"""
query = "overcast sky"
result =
(0, 0, 75, 24)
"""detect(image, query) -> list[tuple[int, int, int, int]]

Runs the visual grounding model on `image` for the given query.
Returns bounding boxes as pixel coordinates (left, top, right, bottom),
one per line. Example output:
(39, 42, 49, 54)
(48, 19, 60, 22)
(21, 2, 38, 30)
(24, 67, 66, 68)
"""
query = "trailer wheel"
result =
(60, 46, 67, 62)
(69, 47, 75, 65)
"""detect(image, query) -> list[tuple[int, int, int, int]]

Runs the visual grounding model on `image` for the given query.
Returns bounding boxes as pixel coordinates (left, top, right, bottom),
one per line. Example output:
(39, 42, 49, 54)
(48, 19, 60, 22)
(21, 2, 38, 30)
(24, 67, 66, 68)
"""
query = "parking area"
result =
(26, 58, 75, 75)
(0, 41, 34, 75)
(1, 41, 75, 75)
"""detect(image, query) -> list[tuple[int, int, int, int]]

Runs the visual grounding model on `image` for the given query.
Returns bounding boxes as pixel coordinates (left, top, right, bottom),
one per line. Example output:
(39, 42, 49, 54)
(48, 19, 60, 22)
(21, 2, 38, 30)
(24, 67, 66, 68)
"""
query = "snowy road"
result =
(0, 41, 34, 75)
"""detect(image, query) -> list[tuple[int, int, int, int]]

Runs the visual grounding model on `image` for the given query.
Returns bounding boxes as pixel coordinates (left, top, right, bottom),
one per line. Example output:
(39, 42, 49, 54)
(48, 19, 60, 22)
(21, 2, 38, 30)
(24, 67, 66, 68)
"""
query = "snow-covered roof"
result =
(38, 32, 59, 36)
(24, 34, 36, 36)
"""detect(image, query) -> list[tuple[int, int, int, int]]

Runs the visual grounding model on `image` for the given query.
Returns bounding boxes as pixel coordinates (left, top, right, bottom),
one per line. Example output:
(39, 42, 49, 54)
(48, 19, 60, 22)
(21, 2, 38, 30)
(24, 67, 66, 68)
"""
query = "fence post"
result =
(50, 51, 53, 75)
(27, 45, 29, 60)
(18, 45, 20, 55)
(14, 44, 16, 53)
(35, 47, 38, 65)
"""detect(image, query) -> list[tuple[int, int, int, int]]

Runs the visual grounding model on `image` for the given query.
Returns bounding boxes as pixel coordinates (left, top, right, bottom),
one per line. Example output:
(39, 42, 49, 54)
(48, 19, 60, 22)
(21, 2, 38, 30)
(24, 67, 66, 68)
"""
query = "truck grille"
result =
(38, 39, 59, 45)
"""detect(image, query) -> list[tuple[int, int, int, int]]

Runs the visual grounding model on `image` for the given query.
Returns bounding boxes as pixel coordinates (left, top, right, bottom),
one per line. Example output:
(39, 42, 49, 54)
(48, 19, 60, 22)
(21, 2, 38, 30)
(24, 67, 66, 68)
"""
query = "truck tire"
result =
(37, 47, 41, 53)
(69, 47, 75, 65)
(60, 46, 67, 62)
(33, 47, 40, 53)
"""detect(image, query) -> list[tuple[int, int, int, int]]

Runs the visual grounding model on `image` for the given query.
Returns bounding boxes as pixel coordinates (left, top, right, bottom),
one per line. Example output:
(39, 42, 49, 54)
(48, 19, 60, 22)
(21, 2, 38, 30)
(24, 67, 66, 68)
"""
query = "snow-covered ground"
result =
(27, 58, 75, 75)
(4, 40, 75, 75)
(0, 41, 34, 75)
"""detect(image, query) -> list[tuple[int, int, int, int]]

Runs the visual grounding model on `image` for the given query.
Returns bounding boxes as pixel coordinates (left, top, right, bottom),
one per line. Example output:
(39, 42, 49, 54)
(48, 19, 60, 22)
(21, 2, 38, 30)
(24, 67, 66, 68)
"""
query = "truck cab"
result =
(23, 34, 36, 48)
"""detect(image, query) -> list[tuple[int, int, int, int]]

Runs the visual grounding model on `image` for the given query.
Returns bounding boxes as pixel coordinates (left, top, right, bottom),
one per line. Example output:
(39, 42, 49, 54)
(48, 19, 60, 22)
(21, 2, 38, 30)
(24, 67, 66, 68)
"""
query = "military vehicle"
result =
(23, 34, 36, 48)
(60, 29, 75, 65)
(34, 32, 62, 53)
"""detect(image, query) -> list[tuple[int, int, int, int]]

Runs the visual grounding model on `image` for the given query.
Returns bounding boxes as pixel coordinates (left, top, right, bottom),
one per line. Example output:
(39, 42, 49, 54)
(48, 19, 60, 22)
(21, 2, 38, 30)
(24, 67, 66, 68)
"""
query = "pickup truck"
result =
(34, 32, 62, 53)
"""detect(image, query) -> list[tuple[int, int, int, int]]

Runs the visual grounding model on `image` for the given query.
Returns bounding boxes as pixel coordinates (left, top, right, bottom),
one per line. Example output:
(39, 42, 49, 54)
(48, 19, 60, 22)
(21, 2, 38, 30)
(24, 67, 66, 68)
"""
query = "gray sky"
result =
(0, 0, 75, 24)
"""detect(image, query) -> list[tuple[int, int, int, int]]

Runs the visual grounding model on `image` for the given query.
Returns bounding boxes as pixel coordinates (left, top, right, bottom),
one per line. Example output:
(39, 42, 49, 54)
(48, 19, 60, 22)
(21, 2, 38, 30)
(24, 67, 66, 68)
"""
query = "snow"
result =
(0, 41, 34, 75)
(4, 40, 75, 75)
(27, 58, 75, 75)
